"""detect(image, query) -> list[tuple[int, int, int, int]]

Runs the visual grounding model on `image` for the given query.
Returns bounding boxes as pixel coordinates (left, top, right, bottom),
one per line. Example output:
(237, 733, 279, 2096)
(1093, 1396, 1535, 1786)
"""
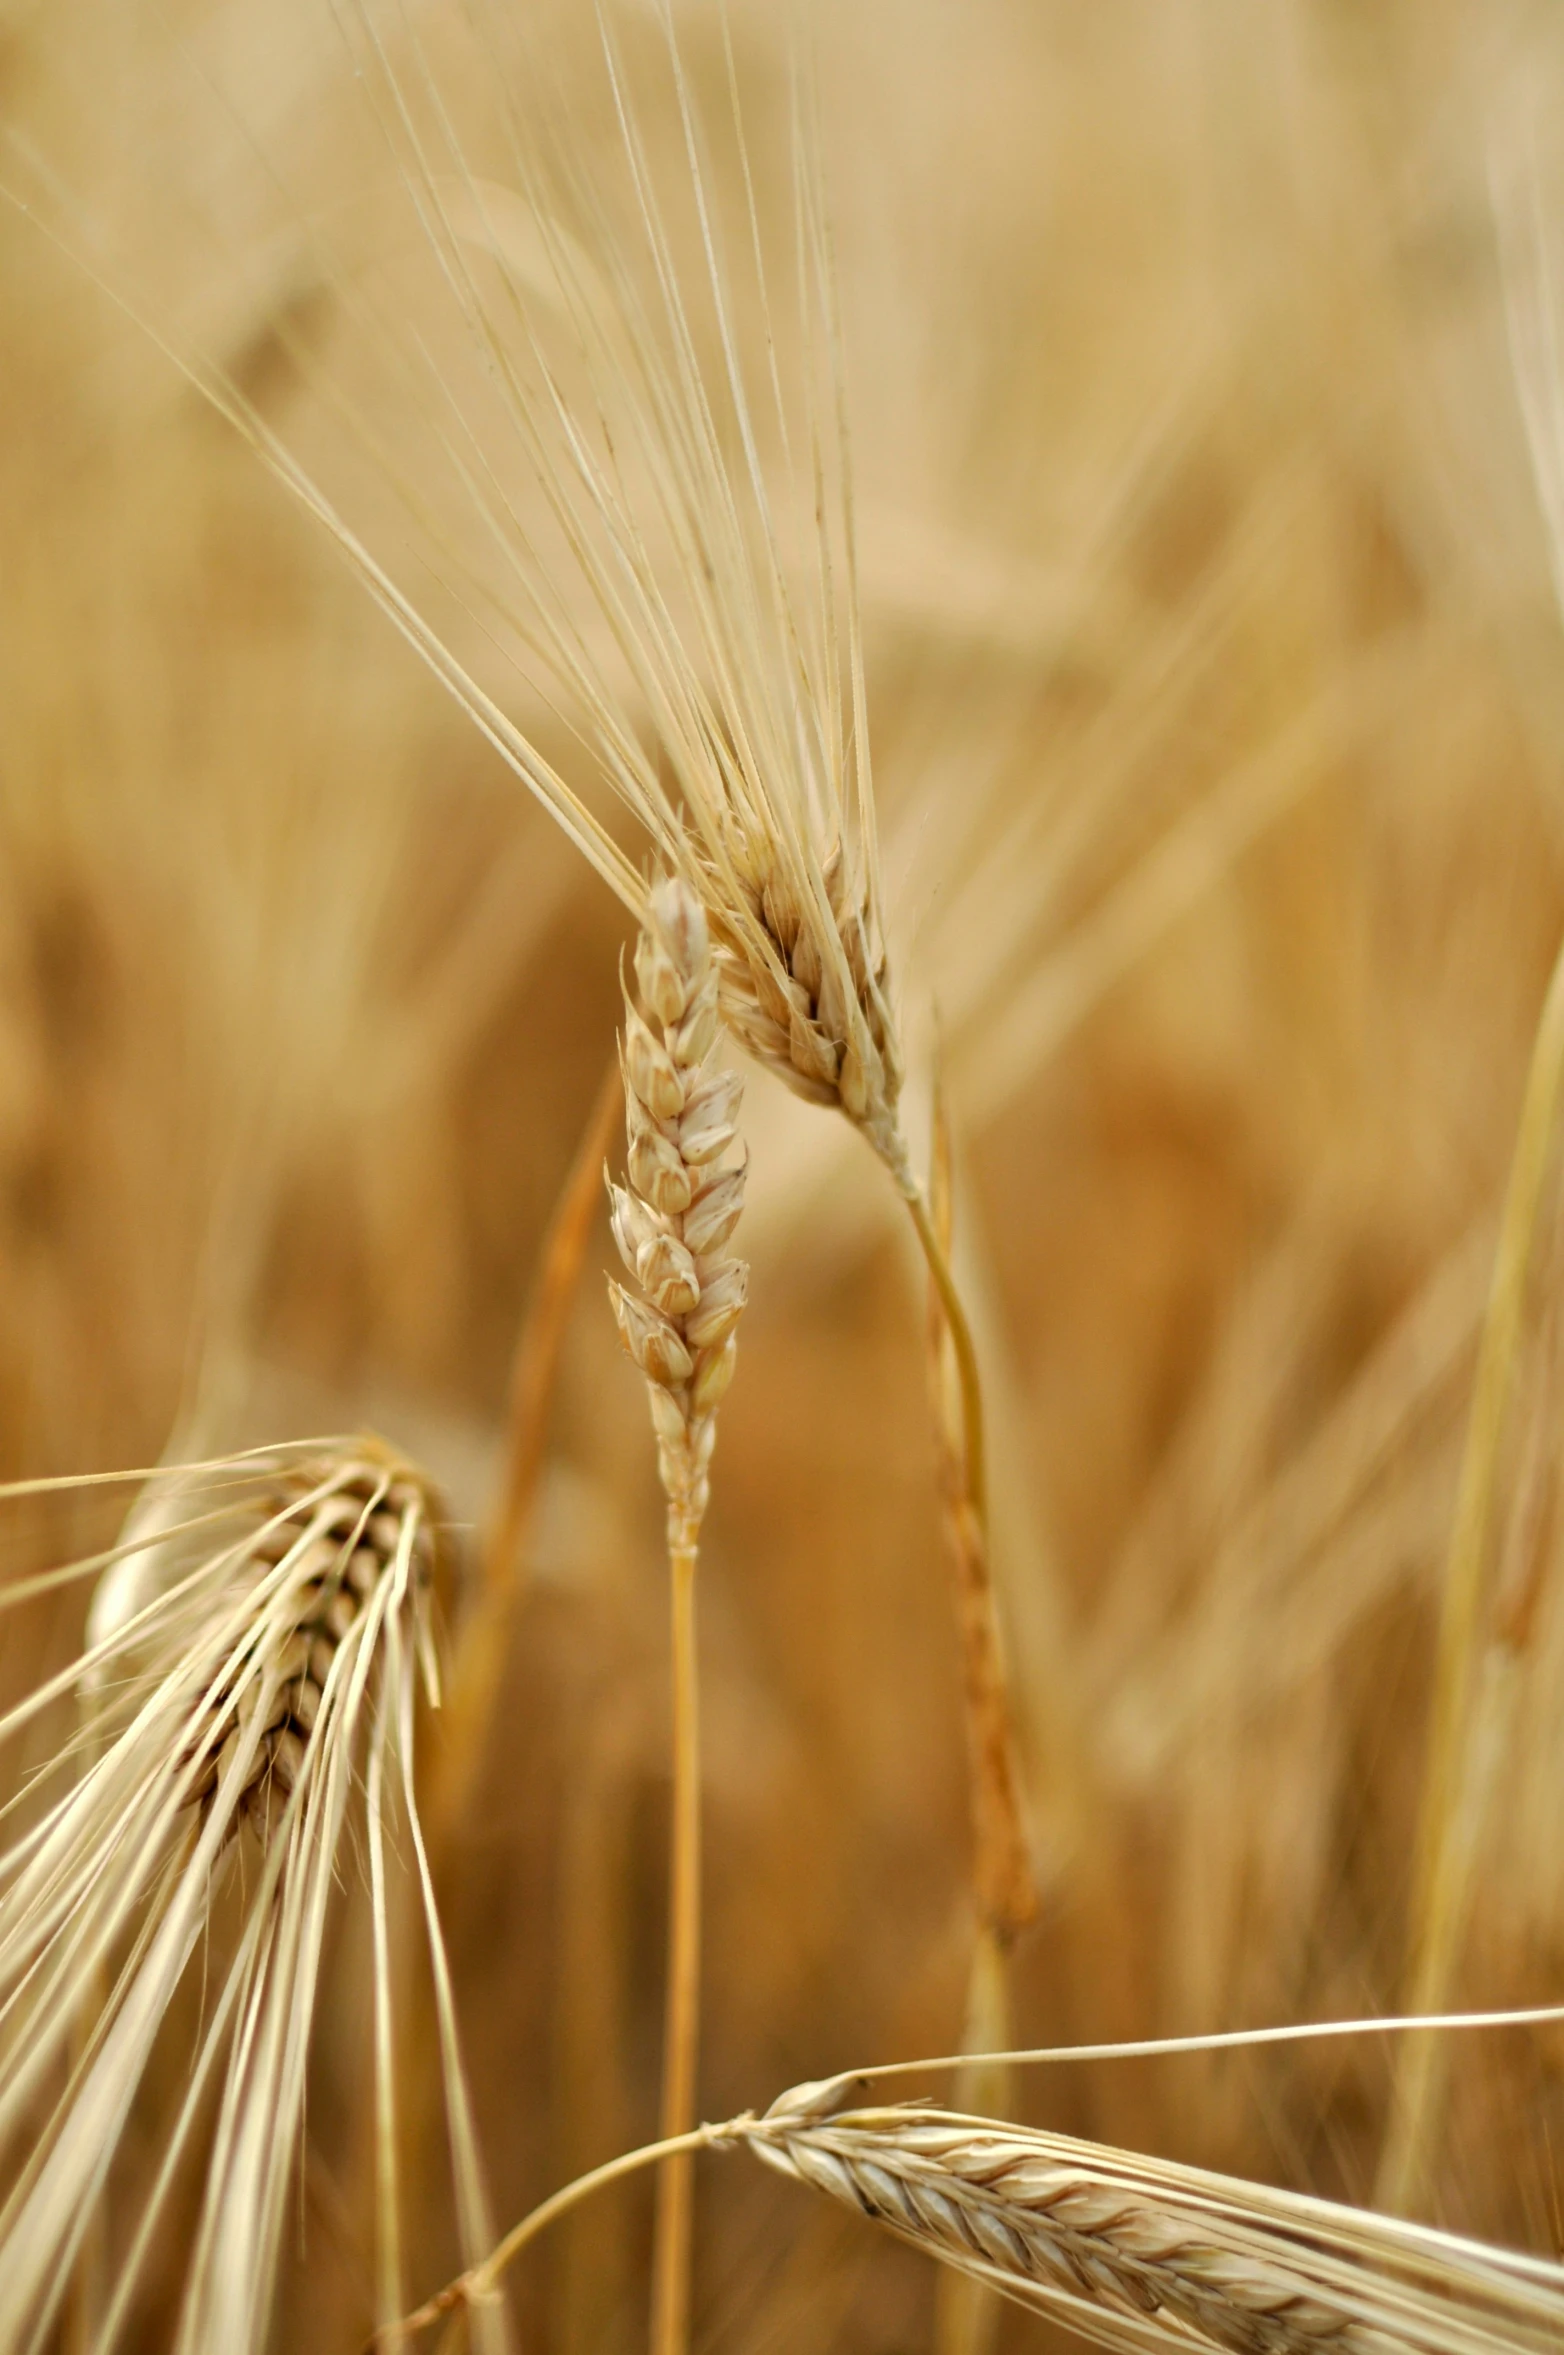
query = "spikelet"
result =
(745, 2096, 1564, 2355)
(707, 831, 908, 1182)
(0, 1441, 507, 2355)
(609, 874, 749, 1540)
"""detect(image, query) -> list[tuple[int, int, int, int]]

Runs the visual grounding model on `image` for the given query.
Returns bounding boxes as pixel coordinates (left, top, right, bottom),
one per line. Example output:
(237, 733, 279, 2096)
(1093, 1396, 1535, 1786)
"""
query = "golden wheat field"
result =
(3, 2, 1564, 2350)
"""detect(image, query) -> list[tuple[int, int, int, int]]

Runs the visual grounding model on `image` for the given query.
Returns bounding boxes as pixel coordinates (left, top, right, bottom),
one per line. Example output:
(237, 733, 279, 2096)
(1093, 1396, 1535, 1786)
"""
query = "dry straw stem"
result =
(904, 1095, 1038, 2005)
(925, 1064, 1038, 1947)
(1376, 925, 1564, 2218)
(374, 2126, 715, 2348)
(925, 1065, 1036, 2355)
(0, 1439, 506, 2355)
(607, 874, 749, 2355)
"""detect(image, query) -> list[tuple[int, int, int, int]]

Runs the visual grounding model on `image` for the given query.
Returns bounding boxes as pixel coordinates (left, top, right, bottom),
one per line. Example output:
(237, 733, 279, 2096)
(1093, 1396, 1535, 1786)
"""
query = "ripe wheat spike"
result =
(609, 872, 749, 2355)
(746, 2094, 1564, 2355)
(0, 1441, 508, 2355)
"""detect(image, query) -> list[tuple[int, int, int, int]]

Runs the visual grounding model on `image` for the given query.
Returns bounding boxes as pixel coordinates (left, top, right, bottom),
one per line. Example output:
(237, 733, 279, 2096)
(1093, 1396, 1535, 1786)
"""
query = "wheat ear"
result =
(700, 802, 1045, 1981)
(382, 2061, 1564, 2355)
(64, 1, 1038, 2245)
(750, 2096, 1564, 2355)
(607, 874, 748, 2355)
(0, 1441, 506, 2355)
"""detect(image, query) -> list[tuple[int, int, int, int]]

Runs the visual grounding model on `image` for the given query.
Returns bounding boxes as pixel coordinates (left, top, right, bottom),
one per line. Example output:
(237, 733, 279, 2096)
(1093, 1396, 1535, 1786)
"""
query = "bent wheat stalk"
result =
(925, 1067, 1036, 2355)
(0, 1441, 506, 2355)
(607, 875, 748, 2355)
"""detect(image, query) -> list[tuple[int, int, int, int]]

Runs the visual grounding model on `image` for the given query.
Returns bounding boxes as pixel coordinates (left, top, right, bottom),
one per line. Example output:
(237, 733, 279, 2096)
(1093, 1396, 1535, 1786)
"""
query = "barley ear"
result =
(747, 2103, 1564, 2355)
(0, 1443, 503, 2355)
(609, 873, 748, 2355)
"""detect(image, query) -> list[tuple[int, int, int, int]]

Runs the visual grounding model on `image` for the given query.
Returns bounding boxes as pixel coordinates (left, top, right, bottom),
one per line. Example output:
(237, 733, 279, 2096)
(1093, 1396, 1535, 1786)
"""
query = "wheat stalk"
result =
(607, 873, 748, 2355)
(924, 1064, 1036, 2355)
(0, 1440, 506, 2355)
(1375, 147, 1564, 2219)
(381, 2045, 1564, 2355)
(1373, 916, 1564, 2216)
(425, 1055, 624, 1857)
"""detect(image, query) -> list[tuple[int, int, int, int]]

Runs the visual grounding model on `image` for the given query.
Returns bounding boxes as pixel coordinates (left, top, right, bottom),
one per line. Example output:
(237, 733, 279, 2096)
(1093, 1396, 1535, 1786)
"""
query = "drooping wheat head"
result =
(710, 827, 906, 1166)
(745, 2092, 1564, 2355)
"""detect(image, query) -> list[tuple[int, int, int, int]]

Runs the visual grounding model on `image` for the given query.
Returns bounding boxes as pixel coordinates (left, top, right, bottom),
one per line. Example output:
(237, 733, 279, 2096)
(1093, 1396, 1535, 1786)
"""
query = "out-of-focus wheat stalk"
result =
(925, 1062, 1035, 2355)
(1375, 927, 1564, 2216)
(1377, 131, 1564, 2219)
(482, 1057, 623, 1608)
(425, 1056, 621, 1858)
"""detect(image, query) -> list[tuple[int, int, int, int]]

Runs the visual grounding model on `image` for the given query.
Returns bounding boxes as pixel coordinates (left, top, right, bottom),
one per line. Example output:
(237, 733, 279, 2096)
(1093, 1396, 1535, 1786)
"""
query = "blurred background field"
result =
(3, 1, 1564, 2346)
